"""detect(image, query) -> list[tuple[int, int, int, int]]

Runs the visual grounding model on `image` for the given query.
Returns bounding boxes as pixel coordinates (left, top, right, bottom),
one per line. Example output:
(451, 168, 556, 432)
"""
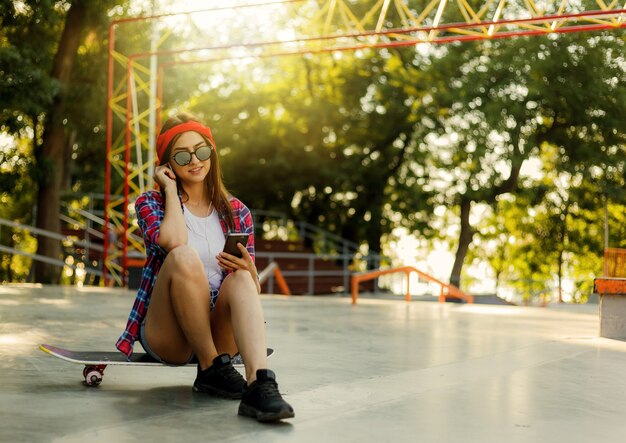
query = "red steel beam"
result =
(126, 9, 626, 62)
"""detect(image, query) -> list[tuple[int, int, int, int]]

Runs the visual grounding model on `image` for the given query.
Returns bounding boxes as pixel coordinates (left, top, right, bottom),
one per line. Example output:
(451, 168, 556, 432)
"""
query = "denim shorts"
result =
(208, 287, 220, 310)
(138, 288, 220, 364)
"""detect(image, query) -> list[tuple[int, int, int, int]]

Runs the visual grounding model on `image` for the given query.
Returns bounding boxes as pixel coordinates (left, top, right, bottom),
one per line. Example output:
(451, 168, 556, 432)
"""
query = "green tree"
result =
(0, 134, 37, 282)
(473, 140, 626, 303)
(416, 33, 625, 289)
(183, 50, 433, 259)
(1, 1, 128, 283)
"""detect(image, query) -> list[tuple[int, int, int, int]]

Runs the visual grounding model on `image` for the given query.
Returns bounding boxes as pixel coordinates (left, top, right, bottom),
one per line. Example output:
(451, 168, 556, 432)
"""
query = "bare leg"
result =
(211, 270, 267, 383)
(143, 245, 218, 369)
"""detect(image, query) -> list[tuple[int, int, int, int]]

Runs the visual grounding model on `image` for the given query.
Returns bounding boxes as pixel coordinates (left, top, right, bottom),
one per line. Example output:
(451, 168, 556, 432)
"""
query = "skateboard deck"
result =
(39, 344, 274, 386)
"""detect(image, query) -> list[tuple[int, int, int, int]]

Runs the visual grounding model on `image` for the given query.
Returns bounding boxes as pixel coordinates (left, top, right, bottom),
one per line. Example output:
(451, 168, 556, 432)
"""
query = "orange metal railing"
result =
(604, 248, 626, 278)
(351, 266, 473, 305)
(258, 262, 291, 296)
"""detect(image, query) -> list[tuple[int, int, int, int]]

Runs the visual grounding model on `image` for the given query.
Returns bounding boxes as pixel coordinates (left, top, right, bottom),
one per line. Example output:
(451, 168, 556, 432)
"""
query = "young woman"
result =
(116, 113, 294, 422)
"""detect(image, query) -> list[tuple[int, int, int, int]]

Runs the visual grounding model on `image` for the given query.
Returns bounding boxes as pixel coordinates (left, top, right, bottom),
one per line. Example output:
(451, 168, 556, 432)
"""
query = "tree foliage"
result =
(179, 50, 433, 255)
(1, 1, 624, 302)
(1, 0, 129, 282)
(413, 32, 626, 290)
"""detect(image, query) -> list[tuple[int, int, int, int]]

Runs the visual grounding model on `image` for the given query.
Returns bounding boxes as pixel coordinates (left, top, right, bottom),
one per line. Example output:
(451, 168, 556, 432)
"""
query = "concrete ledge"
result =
(594, 277, 626, 340)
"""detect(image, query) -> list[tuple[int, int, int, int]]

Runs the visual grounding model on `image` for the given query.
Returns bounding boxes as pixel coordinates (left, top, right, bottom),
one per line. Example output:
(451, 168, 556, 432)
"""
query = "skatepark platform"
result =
(2, 284, 626, 442)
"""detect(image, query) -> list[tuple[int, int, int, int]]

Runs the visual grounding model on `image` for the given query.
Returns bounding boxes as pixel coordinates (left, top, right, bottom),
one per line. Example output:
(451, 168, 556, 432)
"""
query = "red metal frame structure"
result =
(103, 0, 626, 287)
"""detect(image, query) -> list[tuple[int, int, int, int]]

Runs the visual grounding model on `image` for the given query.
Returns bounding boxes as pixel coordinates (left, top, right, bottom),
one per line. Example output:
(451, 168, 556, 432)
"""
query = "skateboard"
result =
(39, 344, 274, 386)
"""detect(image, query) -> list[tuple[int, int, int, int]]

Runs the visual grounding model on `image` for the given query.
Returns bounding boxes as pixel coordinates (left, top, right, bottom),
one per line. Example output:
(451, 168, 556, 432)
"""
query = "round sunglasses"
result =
(171, 145, 213, 166)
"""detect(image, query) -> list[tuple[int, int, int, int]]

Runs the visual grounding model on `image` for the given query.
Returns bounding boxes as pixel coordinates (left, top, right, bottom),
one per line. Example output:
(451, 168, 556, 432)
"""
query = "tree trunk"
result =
(448, 136, 525, 290)
(494, 243, 506, 297)
(34, 2, 87, 283)
(557, 249, 563, 303)
(556, 203, 569, 303)
(449, 199, 474, 288)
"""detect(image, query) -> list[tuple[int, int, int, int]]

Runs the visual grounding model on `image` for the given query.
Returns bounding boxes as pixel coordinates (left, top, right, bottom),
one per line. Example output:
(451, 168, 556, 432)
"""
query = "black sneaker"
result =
(238, 369, 295, 422)
(193, 354, 246, 399)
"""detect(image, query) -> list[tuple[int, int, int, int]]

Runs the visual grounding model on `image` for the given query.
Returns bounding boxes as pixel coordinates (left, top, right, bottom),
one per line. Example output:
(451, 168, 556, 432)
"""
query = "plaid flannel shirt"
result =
(115, 190, 255, 358)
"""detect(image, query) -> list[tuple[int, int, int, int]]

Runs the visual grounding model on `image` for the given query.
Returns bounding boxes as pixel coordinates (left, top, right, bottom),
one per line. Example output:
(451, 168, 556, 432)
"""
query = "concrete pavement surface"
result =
(1, 284, 625, 442)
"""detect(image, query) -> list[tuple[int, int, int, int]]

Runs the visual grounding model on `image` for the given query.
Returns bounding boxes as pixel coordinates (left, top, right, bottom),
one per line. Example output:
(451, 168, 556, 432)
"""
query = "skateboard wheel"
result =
(84, 366, 103, 386)
(83, 365, 101, 379)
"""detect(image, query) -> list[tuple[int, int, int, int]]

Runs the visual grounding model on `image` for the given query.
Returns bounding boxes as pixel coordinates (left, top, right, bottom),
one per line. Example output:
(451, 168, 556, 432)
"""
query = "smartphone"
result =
(223, 233, 250, 258)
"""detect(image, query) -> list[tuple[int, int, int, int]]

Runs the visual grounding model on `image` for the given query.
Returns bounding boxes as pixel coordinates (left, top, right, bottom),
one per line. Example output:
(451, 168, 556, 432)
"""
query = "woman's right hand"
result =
(154, 164, 177, 191)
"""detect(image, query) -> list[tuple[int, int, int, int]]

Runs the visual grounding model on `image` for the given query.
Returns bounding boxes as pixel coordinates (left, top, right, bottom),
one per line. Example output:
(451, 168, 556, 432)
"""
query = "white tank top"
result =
(183, 205, 226, 290)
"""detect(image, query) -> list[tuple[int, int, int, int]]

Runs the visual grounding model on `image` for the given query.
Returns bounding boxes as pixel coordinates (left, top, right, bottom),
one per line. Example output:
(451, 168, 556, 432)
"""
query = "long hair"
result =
(158, 113, 235, 230)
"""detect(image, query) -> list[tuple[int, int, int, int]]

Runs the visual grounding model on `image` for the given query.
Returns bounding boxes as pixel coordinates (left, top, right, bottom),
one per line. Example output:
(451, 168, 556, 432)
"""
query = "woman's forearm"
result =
(157, 187, 188, 251)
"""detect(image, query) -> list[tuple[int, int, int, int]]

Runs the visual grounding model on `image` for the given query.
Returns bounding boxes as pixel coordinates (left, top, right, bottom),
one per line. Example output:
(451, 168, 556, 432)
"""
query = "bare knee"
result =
(165, 245, 204, 279)
(221, 270, 257, 300)
(228, 270, 256, 288)
(163, 246, 209, 298)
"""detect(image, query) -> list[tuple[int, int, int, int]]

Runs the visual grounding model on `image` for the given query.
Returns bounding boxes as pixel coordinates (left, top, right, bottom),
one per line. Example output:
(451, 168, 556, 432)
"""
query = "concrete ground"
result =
(1, 284, 625, 442)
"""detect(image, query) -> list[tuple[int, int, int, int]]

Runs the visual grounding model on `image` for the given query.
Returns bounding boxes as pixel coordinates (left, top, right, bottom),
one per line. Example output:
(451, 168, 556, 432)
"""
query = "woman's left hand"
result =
(217, 243, 260, 291)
